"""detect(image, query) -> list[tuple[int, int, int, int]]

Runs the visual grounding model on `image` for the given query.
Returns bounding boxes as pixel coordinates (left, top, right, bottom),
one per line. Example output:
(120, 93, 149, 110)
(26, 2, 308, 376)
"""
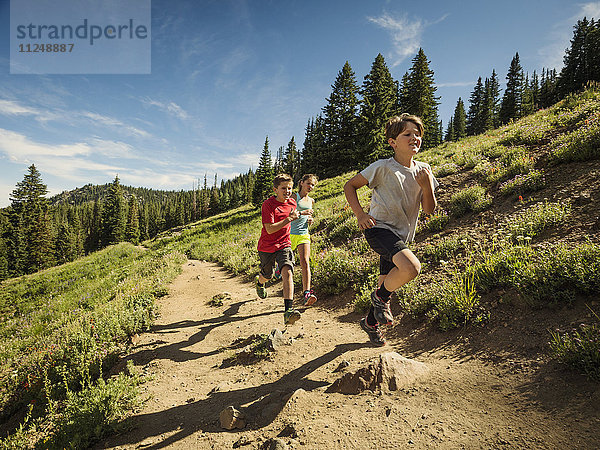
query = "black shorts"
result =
(258, 248, 294, 279)
(363, 227, 408, 275)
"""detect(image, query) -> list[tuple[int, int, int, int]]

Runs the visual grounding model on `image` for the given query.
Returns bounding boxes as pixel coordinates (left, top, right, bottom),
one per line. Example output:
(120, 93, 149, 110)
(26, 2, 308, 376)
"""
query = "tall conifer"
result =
(499, 53, 524, 124)
(252, 137, 274, 206)
(358, 54, 398, 164)
(125, 196, 140, 244)
(322, 61, 360, 174)
(401, 48, 441, 149)
(453, 98, 467, 139)
(101, 176, 126, 246)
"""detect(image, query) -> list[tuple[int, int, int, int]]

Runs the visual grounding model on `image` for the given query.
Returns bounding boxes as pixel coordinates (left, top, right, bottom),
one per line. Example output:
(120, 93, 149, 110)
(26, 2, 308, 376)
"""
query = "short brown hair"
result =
(386, 114, 425, 140)
(273, 173, 293, 188)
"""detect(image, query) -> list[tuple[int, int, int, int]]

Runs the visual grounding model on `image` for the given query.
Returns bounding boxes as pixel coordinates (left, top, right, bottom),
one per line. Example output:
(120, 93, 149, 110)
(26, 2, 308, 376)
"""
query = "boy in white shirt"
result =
(344, 114, 438, 346)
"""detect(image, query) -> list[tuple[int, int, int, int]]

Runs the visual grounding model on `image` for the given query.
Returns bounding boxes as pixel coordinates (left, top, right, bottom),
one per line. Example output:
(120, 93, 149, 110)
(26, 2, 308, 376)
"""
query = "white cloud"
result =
(0, 128, 90, 160)
(0, 99, 58, 122)
(142, 98, 190, 120)
(367, 13, 423, 67)
(580, 2, 600, 19)
(0, 98, 152, 139)
(367, 12, 449, 67)
(80, 112, 151, 138)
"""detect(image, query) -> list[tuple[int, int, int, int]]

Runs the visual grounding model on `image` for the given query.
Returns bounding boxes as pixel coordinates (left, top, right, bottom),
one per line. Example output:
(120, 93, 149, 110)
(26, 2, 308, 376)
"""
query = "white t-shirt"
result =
(360, 157, 438, 243)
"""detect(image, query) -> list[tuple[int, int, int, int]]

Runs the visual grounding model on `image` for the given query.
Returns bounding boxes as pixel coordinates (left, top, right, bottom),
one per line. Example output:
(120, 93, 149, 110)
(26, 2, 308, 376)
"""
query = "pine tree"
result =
(400, 48, 441, 149)
(321, 61, 360, 174)
(453, 98, 467, 139)
(499, 53, 524, 124)
(283, 136, 300, 181)
(557, 18, 591, 97)
(445, 116, 455, 142)
(274, 146, 284, 174)
(29, 206, 55, 271)
(486, 69, 501, 128)
(467, 77, 486, 135)
(358, 53, 398, 164)
(587, 20, 600, 85)
(521, 73, 535, 116)
(125, 196, 140, 244)
(8, 164, 54, 275)
(55, 221, 74, 264)
(300, 118, 315, 174)
(85, 199, 102, 253)
(0, 211, 9, 281)
(252, 137, 274, 206)
(101, 176, 126, 246)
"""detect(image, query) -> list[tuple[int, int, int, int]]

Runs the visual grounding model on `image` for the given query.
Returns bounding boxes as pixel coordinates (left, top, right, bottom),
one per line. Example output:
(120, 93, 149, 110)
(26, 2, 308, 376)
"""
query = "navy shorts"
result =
(363, 227, 408, 275)
(258, 248, 294, 279)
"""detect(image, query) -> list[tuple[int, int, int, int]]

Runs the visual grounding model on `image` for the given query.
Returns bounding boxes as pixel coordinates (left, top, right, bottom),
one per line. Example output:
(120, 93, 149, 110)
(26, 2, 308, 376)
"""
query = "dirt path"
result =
(98, 260, 600, 449)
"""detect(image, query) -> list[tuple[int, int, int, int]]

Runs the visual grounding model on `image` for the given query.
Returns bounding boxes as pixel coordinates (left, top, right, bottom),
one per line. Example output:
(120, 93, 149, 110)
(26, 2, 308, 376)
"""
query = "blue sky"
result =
(1, 0, 599, 207)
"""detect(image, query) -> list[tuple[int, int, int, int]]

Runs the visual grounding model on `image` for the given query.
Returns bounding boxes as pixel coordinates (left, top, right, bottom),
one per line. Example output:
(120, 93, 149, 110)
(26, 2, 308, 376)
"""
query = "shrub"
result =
(418, 234, 472, 263)
(449, 185, 492, 217)
(504, 201, 570, 242)
(549, 111, 600, 163)
(434, 163, 459, 177)
(417, 210, 449, 233)
(498, 170, 545, 197)
(550, 318, 600, 381)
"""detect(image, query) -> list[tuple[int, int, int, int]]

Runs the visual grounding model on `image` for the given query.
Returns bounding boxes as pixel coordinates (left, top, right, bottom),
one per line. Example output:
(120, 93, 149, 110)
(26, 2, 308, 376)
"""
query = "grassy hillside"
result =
(148, 86, 600, 374)
(0, 244, 185, 448)
(1, 87, 598, 448)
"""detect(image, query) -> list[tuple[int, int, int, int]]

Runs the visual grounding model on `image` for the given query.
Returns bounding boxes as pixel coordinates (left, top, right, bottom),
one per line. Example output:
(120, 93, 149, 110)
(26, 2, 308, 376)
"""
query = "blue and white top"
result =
(290, 192, 313, 235)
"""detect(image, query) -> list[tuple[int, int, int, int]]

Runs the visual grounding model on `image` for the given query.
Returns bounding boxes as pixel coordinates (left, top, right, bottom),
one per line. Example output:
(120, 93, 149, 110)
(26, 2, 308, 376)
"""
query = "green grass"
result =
(550, 310, 600, 381)
(0, 244, 184, 448)
(449, 185, 492, 217)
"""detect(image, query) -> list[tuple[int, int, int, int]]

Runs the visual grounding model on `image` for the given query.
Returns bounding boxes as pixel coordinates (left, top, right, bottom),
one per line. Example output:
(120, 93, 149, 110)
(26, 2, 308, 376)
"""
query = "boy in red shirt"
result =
(256, 174, 305, 325)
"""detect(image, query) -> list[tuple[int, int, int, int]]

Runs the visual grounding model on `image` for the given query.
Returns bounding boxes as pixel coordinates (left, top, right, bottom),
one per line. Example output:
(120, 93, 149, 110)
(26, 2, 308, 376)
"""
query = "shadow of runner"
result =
(122, 301, 281, 364)
(105, 342, 364, 449)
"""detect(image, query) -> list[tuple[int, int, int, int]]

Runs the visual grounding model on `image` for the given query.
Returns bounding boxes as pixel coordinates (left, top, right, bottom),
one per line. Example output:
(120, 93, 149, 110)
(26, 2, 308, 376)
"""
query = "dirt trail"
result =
(98, 260, 600, 449)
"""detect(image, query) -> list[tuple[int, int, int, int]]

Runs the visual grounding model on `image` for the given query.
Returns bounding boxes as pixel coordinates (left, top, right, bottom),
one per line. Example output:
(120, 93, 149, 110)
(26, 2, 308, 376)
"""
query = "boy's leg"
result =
(381, 248, 421, 292)
(276, 248, 301, 325)
(280, 264, 294, 300)
(257, 251, 276, 298)
(363, 228, 420, 326)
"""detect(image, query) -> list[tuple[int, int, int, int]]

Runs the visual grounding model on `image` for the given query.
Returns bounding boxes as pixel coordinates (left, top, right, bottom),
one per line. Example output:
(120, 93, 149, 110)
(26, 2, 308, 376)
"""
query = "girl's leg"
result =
(297, 242, 311, 292)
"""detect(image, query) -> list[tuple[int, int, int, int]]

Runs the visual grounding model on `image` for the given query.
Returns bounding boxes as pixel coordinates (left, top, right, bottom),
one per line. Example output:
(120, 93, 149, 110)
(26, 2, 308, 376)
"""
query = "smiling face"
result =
(299, 177, 317, 196)
(273, 180, 294, 202)
(388, 122, 422, 163)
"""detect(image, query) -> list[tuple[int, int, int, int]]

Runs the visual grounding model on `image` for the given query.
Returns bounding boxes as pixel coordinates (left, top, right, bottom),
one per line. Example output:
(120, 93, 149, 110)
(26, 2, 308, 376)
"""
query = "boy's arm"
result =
(344, 173, 376, 230)
(415, 166, 437, 215)
(264, 209, 300, 234)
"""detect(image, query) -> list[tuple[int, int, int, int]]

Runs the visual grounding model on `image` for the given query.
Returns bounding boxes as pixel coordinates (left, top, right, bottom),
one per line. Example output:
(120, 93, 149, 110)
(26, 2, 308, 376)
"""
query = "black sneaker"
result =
(371, 290, 393, 325)
(360, 318, 386, 346)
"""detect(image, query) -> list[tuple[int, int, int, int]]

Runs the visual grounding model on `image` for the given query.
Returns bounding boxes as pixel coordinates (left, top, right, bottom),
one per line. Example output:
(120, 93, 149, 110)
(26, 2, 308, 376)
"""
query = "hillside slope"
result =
(94, 89, 600, 448)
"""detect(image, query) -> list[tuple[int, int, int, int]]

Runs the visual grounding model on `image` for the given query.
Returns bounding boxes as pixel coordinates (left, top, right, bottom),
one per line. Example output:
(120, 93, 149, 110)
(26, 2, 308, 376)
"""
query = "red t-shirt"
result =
(257, 196, 297, 253)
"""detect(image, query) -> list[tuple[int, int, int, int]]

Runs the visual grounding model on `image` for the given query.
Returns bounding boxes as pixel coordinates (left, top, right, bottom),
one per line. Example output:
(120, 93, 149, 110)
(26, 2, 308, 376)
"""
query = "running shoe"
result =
(371, 290, 393, 325)
(303, 289, 317, 306)
(255, 276, 267, 299)
(283, 308, 301, 325)
(360, 317, 386, 346)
